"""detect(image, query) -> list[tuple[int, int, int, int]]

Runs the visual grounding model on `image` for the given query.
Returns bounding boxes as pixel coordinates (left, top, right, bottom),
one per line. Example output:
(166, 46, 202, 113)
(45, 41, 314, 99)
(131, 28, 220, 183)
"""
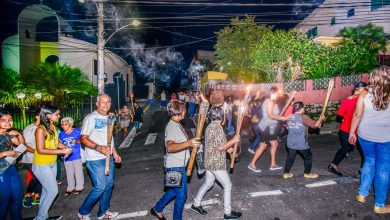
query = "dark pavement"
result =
(20, 102, 389, 220)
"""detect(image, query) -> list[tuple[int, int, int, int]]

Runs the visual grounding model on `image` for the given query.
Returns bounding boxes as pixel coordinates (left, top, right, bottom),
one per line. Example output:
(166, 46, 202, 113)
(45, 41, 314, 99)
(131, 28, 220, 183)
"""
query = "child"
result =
(283, 102, 324, 179)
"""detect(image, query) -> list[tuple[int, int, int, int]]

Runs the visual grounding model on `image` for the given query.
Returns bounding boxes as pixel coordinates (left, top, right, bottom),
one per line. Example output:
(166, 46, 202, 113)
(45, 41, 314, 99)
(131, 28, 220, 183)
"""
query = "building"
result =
(295, 0, 390, 65)
(1, 4, 135, 109)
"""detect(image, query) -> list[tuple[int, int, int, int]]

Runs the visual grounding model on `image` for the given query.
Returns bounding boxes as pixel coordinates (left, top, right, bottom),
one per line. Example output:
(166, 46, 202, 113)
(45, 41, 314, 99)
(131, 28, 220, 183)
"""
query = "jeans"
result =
(160, 100, 167, 108)
(194, 170, 232, 215)
(189, 103, 196, 117)
(24, 163, 42, 195)
(227, 113, 235, 135)
(134, 121, 141, 133)
(249, 125, 261, 151)
(284, 148, 313, 174)
(0, 165, 23, 220)
(64, 159, 84, 191)
(154, 167, 187, 220)
(332, 130, 365, 167)
(79, 158, 114, 217)
(148, 98, 154, 106)
(33, 162, 58, 220)
(358, 137, 390, 207)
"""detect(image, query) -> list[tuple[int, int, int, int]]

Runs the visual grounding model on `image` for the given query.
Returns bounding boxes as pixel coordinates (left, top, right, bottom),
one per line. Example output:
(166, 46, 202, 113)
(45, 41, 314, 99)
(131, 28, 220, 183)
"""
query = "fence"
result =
(3, 101, 94, 131)
(209, 74, 369, 104)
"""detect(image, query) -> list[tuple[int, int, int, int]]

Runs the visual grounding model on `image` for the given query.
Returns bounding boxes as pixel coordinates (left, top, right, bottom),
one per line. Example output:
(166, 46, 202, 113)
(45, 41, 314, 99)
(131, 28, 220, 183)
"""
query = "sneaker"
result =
(32, 195, 40, 205)
(247, 165, 261, 173)
(23, 196, 32, 208)
(283, 173, 293, 179)
(269, 165, 283, 171)
(47, 216, 62, 220)
(77, 213, 91, 220)
(304, 173, 319, 179)
(327, 165, 343, 176)
(224, 210, 242, 219)
(191, 204, 207, 215)
(374, 205, 390, 214)
(97, 210, 119, 219)
(356, 195, 366, 203)
(248, 148, 255, 154)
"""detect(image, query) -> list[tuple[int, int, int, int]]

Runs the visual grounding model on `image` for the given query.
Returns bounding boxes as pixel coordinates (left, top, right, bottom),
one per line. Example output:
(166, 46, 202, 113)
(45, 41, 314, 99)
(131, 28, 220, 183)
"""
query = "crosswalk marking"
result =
(144, 133, 157, 145)
(119, 123, 143, 149)
(305, 180, 337, 188)
(249, 190, 284, 197)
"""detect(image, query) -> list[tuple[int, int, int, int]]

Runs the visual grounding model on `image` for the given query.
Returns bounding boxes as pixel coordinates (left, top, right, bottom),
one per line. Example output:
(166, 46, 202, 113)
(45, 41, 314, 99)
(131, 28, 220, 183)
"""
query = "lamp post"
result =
(114, 75, 121, 111)
(79, 0, 140, 94)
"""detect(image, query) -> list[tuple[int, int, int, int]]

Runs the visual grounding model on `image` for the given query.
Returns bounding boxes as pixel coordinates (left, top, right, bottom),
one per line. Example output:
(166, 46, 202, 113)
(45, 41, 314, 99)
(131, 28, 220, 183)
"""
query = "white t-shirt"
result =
(161, 92, 166, 101)
(178, 94, 185, 101)
(81, 111, 115, 161)
(165, 120, 189, 168)
(21, 123, 37, 164)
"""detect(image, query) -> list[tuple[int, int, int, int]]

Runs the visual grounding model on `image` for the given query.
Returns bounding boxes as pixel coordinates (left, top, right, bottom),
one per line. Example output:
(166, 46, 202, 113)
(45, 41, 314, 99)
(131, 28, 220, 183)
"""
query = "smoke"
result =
(80, 2, 186, 87)
(187, 62, 205, 91)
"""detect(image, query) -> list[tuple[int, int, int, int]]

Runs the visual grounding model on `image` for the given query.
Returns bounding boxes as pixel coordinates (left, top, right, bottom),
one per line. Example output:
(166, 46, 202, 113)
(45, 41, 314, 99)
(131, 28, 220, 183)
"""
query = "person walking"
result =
(349, 66, 390, 214)
(160, 90, 167, 108)
(248, 87, 289, 172)
(133, 102, 143, 136)
(328, 82, 367, 176)
(248, 99, 263, 154)
(118, 105, 133, 138)
(33, 105, 72, 220)
(283, 102, 324, 179)
(21, 109, 42, 208)
(191, 106, 242, 219)
(78, 94, 122, 220)
(0, 111, 25, 220)
(150, 100, 201, 220)
(59, 117, 84, 196)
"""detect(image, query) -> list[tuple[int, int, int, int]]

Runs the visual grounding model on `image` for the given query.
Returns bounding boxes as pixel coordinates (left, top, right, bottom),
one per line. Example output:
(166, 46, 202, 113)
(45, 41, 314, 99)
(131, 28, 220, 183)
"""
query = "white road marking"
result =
(119, 123, 143, 149)
(144, 133, 157, 145)
(114, 198, 219, 219)
(248, 190, 284, 197)
(305, 180, 337, 188)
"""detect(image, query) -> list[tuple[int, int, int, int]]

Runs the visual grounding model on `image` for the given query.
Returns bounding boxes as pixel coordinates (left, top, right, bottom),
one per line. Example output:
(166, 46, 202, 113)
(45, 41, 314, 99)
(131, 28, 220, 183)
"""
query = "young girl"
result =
(0, 111, 25, 220)
(59, 117, 84, 196)
(283, 102, 324, 179)
(33, 105, 72, 220)
(191, 106, 242, 219)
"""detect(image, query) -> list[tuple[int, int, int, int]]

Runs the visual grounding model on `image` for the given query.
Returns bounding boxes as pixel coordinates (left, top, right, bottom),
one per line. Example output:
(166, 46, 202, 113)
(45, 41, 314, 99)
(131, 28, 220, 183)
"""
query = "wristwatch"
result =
(93, 144, 99, 150)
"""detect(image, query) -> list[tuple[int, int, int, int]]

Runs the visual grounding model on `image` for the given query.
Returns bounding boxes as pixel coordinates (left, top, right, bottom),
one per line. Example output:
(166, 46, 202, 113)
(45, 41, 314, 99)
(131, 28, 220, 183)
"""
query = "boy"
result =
(283, 102, 324, 179)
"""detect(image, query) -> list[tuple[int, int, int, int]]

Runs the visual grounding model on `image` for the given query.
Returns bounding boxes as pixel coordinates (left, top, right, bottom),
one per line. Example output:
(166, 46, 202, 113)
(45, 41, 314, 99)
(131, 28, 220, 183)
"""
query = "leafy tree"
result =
(0, 67, 53, 125)
(214, 15, 272, 82)
(22, 63, 97, 107)
(338, 23, 386, 73)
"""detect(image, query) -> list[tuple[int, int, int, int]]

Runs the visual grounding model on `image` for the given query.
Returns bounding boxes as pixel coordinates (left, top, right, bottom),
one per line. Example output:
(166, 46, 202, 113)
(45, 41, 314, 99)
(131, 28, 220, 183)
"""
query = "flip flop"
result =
(74, 190, 83, 195)
(64, 191, 74, 196)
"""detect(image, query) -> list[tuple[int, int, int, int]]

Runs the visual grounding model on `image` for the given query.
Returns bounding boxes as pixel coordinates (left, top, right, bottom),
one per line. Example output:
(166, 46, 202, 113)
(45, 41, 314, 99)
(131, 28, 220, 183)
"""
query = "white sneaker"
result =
(77, 213, 91, 220)
(248, 148, 255, 154)
(269, 165, 283, 171)
(97, 210, 119, 219)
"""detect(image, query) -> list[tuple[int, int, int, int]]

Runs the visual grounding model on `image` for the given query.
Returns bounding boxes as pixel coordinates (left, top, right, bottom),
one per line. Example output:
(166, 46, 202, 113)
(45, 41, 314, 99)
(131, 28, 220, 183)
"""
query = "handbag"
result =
(164, 170, 183, 188)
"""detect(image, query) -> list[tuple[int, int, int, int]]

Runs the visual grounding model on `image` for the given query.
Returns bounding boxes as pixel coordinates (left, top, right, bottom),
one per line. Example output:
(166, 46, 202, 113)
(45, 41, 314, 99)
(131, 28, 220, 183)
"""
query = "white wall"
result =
(59, 37, 134, 96)
(295, 0, 390, 38)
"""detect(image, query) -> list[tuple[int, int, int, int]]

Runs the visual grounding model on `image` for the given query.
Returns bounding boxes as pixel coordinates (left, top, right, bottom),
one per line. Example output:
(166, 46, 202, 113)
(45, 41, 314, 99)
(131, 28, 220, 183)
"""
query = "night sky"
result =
(0, 0, 320, 87)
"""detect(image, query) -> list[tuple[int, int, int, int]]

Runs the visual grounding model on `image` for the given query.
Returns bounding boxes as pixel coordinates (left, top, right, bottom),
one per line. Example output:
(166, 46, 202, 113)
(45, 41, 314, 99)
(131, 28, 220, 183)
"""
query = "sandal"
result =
(74, 190, 83, 195)
(64, 191, 74, 196)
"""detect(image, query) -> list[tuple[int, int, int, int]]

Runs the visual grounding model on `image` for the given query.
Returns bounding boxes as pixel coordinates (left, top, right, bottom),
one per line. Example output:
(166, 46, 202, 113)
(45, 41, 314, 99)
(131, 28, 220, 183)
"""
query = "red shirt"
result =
(338, 96, 358, 133)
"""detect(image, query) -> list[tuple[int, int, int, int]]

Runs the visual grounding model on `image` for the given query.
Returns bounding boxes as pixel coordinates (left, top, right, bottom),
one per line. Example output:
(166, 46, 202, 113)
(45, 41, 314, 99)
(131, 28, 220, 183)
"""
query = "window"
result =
(306, 27, 318, 38)
(93, 60, 97, 75)
(331, 17, 336, 25)
(25, 29, 30, 39)
(347, 8, 355, 17)
(371, 0, 390, 11)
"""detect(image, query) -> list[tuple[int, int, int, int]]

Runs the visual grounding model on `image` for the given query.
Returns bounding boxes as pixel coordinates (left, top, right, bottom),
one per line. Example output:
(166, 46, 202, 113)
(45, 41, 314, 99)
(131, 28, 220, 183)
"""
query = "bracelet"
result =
(93, 144, 98, 150)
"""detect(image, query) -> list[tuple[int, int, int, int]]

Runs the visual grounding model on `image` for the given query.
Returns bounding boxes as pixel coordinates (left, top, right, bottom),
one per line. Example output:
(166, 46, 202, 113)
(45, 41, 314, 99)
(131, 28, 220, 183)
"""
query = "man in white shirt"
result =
(78, 94, 122, 220)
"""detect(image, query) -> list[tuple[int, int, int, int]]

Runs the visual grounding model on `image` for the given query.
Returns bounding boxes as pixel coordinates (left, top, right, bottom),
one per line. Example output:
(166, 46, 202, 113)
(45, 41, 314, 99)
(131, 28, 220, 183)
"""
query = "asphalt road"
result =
(20, 102, 389, 220)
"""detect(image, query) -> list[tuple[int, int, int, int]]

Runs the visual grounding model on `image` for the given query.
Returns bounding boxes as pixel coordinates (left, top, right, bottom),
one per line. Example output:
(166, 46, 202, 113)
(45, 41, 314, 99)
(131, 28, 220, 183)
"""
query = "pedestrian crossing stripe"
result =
(119, 123, 143, 149)
(144, 133, 157, 145)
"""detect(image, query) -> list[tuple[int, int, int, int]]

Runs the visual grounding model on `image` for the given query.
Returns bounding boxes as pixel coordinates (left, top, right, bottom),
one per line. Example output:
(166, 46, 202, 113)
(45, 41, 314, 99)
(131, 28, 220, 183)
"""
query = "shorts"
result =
(120, 119, 130, 128)
(260, 126, 282, 143)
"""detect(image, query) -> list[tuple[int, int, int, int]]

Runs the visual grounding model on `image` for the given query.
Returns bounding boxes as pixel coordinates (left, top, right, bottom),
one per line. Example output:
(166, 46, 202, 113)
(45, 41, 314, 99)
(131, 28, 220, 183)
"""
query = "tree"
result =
(22, 63, 97, 107)
(0, 67, 53, 125)
(338, 23, 386, 73)
(214, 15, 272, 82)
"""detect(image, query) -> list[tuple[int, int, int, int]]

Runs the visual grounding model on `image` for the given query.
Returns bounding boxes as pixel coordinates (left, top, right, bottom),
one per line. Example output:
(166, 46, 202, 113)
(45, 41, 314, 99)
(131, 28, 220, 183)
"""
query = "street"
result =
(21, 103, 389, 220)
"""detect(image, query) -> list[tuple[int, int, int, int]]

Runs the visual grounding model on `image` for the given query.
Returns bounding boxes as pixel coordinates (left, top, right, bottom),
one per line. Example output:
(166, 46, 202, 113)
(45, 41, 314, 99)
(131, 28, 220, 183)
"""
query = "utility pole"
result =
(97, 0, 105, 94)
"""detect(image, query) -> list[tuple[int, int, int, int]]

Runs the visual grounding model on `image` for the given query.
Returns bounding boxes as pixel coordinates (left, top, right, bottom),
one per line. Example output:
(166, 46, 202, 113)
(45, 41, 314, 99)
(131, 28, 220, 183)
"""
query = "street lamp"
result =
(114, 74, 122, 111)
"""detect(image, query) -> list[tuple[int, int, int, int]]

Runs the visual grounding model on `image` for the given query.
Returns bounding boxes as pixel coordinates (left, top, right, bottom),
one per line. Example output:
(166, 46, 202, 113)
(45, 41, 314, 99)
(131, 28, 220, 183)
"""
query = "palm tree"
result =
(22, 63, 97, 107)
(0, 67, 53, 126)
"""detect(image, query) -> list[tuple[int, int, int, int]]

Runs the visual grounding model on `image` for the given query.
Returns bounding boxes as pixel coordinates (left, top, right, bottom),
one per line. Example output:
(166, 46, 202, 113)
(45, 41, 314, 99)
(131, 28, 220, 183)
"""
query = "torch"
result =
(320, 79, 335, 119)
(187, 98, 210, 176)
(105, 113, 116, 176)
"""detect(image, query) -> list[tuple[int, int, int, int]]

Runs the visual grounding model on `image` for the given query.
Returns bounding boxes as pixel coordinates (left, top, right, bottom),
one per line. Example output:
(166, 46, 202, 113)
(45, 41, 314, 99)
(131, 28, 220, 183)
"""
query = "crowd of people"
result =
(0, 66, 389, 220)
